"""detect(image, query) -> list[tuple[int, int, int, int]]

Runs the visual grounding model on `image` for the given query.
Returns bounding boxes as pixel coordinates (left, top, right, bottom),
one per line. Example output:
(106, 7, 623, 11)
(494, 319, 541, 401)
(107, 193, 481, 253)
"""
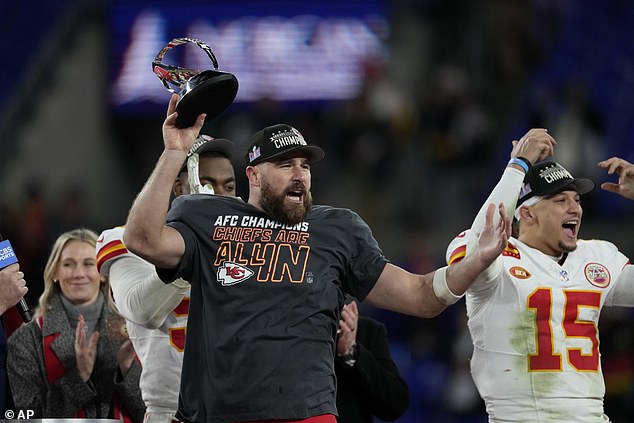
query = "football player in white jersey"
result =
(96, 136, 237, 423)
(445, 129, 634, 422)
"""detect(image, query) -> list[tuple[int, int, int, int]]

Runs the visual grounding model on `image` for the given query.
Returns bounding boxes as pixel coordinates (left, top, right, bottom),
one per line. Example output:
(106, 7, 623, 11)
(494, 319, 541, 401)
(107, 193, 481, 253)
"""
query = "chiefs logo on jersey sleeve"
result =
(502, 242, 521, 259)
(217, 262, 254, 286)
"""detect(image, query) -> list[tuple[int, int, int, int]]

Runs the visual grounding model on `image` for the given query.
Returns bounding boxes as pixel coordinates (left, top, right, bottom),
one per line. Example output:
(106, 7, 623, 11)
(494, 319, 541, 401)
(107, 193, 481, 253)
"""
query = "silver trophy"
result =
(152, 38, 238, 128)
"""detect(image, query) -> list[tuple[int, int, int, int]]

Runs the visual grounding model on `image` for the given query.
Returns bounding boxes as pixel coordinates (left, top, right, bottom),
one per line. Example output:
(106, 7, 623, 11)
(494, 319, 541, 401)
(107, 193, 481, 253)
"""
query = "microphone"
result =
(0, 236, 32, 323)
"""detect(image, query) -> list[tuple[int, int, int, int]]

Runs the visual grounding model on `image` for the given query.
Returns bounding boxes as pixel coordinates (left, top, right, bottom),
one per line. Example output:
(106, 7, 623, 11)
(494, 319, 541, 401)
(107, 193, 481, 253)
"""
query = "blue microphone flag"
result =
(0, 239, 18, 269)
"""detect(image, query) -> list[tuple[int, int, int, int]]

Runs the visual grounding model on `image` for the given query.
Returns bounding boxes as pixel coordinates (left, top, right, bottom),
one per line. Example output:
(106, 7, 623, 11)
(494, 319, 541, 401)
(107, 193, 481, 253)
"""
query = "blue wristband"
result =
(508, 157, 529, 173)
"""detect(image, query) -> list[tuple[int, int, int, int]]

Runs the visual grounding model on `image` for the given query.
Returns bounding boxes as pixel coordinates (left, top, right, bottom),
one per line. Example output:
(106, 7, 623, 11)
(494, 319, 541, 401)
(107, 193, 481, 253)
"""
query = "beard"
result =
(259, 178, 312, 226)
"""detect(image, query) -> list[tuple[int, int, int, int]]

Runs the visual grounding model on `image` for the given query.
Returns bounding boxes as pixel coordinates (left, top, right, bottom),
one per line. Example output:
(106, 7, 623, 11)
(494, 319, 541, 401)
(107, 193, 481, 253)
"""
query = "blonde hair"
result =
(37, 228, 117, 317)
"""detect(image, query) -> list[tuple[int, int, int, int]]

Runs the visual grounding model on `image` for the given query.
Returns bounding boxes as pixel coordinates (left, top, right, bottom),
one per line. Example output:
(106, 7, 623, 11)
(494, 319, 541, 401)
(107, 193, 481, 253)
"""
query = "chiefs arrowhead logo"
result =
(217, 262, 254, 286)
(584, 262, 610, 288)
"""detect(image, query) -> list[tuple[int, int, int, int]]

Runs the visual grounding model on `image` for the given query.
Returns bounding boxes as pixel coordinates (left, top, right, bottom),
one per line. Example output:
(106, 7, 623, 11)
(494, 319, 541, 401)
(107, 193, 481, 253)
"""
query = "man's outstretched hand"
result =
(476, 203, 511, 268)
(599, 157, 634, 200)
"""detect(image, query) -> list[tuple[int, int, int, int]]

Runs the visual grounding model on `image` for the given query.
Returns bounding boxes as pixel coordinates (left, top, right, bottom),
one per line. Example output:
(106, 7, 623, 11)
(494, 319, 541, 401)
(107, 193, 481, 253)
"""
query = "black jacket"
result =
(335, 316, 409, 422)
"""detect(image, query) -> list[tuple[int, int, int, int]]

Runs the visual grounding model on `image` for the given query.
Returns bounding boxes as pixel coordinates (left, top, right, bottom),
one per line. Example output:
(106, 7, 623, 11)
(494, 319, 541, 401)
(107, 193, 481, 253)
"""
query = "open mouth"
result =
(286, 190, 304, 204)
(562, 220, 578, 238)
(285, 183, 306, 204)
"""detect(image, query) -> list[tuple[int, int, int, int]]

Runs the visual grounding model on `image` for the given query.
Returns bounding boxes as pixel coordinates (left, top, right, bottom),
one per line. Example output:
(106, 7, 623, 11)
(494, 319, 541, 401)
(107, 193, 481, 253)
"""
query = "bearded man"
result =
(123, 94, 511, 423)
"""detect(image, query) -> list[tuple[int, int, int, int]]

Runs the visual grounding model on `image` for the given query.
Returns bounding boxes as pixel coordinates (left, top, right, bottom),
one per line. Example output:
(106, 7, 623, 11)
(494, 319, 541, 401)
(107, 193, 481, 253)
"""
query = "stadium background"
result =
(1, 0, 634, 421)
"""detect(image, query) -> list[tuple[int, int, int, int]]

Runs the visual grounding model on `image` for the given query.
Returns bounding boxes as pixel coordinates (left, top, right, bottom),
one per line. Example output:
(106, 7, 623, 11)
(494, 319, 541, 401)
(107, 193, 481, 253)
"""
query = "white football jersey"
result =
(126, 294, 188, 418)
(447, 232, 629, 422)
(97, 227, 189, 422)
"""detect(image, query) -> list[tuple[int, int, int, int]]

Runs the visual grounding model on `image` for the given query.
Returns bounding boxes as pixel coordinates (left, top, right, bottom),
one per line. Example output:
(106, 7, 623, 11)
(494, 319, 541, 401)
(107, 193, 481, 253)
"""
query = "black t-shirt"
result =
(158, 195, 388, 423)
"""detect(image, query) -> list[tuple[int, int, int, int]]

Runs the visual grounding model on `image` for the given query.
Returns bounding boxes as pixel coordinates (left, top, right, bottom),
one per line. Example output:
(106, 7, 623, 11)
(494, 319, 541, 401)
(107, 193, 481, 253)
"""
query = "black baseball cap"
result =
(180, 134, 236, 172)
(245, 124, 325, 166)
(517, 161, 595, 205)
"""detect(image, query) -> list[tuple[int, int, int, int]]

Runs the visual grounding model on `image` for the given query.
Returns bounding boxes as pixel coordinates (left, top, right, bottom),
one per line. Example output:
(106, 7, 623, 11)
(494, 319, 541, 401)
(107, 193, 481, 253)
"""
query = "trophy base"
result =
(175, 70, 239, 128)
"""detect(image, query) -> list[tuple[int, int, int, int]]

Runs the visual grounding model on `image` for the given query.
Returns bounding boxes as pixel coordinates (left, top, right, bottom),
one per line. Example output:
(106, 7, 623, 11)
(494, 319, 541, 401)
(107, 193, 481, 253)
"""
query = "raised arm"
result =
(365, 202, 511, 318)
(464, 128, 556, 281)
(123, 94, 205, 268)
(469, 128, 555, 241)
